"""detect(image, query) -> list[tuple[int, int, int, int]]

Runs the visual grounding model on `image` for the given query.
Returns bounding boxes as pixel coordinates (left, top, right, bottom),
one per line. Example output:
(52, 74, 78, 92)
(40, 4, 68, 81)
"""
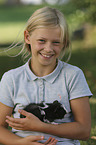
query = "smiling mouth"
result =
(40, 53, 54, 58)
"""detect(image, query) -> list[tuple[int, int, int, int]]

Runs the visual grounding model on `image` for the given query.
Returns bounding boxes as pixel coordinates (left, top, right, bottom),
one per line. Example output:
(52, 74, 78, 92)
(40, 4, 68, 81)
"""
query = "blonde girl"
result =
(0, 7, 92, 145)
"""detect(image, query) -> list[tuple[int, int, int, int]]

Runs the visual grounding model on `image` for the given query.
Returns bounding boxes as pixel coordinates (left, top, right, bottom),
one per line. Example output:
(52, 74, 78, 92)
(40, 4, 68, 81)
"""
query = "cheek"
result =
(31, 43, 44, 51)
(55, 46, 62, 54)
(37, 44, 44, 50)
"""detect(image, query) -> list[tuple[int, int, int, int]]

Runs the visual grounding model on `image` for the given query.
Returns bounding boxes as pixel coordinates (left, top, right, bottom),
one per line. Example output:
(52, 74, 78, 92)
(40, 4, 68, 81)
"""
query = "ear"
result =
(24, 30, 30, 44)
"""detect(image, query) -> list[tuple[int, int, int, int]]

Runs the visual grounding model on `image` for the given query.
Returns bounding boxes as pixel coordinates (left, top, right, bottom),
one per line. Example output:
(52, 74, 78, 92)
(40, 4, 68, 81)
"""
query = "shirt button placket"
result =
(39, 79, 44, 102)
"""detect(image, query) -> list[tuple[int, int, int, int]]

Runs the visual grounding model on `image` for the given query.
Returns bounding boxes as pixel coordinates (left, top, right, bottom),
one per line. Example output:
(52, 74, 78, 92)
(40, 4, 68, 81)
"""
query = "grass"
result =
(0, 3, 96, 145)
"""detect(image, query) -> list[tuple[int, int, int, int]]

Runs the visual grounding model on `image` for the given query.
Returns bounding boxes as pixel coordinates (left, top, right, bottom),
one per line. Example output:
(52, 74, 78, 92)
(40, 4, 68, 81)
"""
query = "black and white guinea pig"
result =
(20, 100, 66, 123)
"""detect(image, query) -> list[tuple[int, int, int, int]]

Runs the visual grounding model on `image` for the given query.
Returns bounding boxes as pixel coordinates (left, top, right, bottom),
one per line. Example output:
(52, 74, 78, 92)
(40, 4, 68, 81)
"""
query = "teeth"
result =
(42, 54, 51, 58)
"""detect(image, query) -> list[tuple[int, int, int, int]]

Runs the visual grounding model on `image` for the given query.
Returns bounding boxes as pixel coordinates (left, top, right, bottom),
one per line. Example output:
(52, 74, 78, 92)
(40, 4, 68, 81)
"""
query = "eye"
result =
(53, 41, 60, 46)
(38, 39, 45, 44)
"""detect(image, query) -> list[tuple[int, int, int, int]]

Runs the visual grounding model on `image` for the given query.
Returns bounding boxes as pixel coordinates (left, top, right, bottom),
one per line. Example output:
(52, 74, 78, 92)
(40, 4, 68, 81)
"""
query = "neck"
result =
(29, 60, 58, 77)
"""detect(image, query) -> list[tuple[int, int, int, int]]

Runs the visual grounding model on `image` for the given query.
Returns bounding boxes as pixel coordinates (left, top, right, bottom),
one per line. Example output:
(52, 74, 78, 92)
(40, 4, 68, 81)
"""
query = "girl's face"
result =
(25, 27, 64, 70)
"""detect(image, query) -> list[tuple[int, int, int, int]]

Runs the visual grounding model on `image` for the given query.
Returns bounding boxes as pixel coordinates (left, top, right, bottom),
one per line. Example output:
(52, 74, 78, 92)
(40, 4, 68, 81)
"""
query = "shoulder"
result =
(1, 63, 27, 83)
(60, 60, 83, 75)
(59, 60, 85, 83)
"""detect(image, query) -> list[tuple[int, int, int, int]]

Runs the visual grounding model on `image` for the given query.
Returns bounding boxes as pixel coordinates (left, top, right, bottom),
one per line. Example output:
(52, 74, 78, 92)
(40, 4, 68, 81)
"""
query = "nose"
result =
(45, 42, 53, 52)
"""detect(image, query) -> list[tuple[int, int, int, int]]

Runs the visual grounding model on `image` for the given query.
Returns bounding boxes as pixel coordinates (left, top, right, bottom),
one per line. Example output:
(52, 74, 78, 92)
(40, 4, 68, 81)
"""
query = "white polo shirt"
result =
(0, 59, 92, 145)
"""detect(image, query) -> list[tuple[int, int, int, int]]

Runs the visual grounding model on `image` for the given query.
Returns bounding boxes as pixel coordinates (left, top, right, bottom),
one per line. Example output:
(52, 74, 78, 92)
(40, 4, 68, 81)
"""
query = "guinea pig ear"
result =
(24, 30, 30, 44)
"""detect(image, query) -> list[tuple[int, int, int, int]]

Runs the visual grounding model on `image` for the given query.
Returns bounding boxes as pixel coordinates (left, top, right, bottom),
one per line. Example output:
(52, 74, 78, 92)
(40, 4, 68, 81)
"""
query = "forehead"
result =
(31, 27, 61, 40)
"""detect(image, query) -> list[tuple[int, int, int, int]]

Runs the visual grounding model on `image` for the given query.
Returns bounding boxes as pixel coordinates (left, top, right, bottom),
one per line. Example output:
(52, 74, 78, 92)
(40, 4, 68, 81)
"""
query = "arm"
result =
(6, 97, 91, 141)
(0, 102, 21, 145)
(0, 102, 58, 145)
(41, 96, 91, 140)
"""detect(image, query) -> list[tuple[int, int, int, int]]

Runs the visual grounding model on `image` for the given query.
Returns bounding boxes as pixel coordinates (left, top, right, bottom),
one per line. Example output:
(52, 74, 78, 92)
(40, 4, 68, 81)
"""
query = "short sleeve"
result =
(68, 69, 93, 100)
(0, 72, 14, 107)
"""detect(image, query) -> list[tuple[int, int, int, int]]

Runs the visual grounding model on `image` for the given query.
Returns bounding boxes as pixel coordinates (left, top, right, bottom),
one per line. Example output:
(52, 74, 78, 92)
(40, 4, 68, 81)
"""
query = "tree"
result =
(6, 0, 21, 5)
(71, 0, 96, 24)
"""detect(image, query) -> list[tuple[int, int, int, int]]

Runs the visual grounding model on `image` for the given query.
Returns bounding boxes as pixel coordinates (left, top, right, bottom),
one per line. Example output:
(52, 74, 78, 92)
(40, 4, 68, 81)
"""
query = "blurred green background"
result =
(0, 0, 96, 144)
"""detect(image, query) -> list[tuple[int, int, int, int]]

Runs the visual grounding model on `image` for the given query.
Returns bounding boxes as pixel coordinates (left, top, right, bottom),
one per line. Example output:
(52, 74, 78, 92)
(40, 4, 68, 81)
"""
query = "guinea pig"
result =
(20, 100, 66, 123)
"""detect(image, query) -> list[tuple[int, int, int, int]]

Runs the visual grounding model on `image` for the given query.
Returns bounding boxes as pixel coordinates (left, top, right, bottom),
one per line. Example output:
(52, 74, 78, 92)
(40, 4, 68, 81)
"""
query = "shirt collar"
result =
(25, 59, 63, 84)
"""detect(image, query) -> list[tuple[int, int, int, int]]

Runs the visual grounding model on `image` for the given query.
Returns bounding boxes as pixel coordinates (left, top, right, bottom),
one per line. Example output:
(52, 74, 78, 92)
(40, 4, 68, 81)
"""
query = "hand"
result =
(44, 137, 58, 145)
(6, 109, 43, 131)
(16, 136, 58, 145)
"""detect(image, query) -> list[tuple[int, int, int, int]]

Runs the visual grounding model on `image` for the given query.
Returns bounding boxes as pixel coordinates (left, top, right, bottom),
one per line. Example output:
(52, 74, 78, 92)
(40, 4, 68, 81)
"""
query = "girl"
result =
(0, 7, 92, 145)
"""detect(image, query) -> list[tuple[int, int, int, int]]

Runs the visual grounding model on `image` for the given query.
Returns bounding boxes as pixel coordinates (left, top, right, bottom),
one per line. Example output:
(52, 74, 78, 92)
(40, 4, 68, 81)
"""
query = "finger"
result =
(9, 125, 23, 130)
(49, 138, 56, 143)
(6, 119, 23, 129)
(26, 135, 44, 141)
(6, 116, 23, 124)
(44, 138, 58, 145)
(6, 117, 23, 128)
(44, 137, 52, 144)
(32, 142, 44, 145)
(53, 140, 58, 145)
(6, 120, 24, 130)
(18, 109, 31, 118)
(50, 138, 58, 145)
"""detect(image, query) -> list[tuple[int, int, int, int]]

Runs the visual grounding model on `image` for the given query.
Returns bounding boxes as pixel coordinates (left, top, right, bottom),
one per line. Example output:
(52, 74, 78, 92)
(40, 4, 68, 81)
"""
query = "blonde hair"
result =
(23, 6, 71, 60)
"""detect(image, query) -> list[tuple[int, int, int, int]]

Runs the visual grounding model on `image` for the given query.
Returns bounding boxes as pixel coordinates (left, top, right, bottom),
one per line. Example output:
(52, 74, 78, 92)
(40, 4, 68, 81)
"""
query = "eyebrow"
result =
(38, 37, 60, 41)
